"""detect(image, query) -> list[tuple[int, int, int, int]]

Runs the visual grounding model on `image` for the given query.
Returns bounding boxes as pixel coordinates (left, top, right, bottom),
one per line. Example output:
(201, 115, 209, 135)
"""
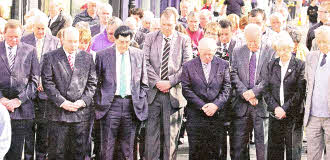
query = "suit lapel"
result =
(256, 45, 267, 81)
(273, 59, 281, 80)
(208, 58, 219, 85)
(0, 42, 10, 72)
(242, 46, 250, 83)
(41, 34, 50, 55)
(49, 14, 62, 29)
(156, 31, 163, 60)
(310, 51, 321, 89)
(129, 48, 135, 91)
(108, 46, 117, 87)
(194, 58, 208, 86)
(72, 51, 84, 76)
(57, 47, 73, 77)
(283, 57, 296, 80)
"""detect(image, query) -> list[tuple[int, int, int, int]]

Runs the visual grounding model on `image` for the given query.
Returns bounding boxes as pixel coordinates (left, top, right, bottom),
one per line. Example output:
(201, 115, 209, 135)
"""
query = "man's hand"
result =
(3, 98, 22, 112)
(73, 100, 86, 109)
(242, 90, 255, 101)
(0, 97, 9, 105)
(249, 98, 258, 106)
(156, 81, 171, 93)
(275, 107, 286, 119)
(0, 97, 13, 112)
(202, 103, 219, 117)
(37, 84, 44, 92)
(61, 101, 78, 112)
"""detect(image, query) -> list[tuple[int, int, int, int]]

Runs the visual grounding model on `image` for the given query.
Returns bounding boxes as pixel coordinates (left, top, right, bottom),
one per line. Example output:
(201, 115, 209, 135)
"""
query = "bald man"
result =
(41, 27, 97, 159)
(181, 38, 231, 160)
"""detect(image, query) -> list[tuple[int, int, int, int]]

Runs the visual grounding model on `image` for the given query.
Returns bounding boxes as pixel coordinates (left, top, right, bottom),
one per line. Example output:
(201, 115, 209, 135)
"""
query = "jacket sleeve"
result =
(213, 63, 232, 110)
(80, 55, 98, 106)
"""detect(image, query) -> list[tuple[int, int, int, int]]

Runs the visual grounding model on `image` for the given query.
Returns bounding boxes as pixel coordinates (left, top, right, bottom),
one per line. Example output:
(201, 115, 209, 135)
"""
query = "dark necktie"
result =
(320, 54, 327, 67)
(7, 46, 15, 72)
(161, 38, 170, 80)
(249, 52, 257, 89)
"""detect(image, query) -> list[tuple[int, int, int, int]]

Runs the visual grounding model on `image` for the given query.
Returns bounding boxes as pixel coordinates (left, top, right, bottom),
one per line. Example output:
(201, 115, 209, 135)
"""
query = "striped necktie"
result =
(161, 37, 170, 80)
(7, 46, 15, 72)
(68, 55, 74, 70)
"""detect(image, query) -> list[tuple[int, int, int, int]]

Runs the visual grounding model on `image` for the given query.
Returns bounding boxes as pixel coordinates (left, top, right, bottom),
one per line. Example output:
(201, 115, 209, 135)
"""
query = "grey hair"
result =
(97, 3, 113, 15)
(270, 12, 284, 23)
(315, 25, 330, 42)
(272, 31, 294, 51)
(244, 23, 262, 36)
(33, 14, 49, 27)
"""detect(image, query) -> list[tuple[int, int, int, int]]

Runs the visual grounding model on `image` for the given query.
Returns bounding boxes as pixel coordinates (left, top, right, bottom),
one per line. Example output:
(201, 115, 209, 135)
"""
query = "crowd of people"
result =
(0, 0, 330, 160)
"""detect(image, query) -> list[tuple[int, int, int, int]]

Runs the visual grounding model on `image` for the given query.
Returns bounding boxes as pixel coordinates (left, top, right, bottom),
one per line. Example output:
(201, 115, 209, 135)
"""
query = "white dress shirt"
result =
(35, 37, 44, 62)
(115, 47, 132, 96)
(0, 104, 11, 159)
(279, 59, 290, 106)
(5, 42, 17, 62)
(49, 14, 59, 26)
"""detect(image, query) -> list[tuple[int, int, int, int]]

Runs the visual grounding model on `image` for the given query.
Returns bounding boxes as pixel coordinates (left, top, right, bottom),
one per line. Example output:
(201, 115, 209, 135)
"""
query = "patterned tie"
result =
(202, 63, 209, 83)
(161, 37, 170, 80)
(249, 52, 257, 89)
(320, 54, 327, 67)
(7, 46, 15, 72)
(68, 55, 74, 70)
(119, 54, 127, 98)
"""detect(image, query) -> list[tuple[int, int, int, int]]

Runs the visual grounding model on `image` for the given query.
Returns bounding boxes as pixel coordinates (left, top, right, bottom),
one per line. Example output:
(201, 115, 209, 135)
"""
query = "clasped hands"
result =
(274, 107, 286, 119)
(201, 103, 219, 117)
(0, 97, 21, 112)
(242, 90, 258, 106)
(61, 100, 85, 112)
(156, 81, 171, 93)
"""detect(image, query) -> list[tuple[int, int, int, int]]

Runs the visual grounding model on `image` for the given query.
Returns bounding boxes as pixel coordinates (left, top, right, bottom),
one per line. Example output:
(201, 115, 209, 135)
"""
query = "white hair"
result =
(315, 26, 330, 42)
(142, 11, 154, 22)
(199, 9, 212, 19)
(97, 3, 113, 15)
(270, 12, 284, 23)
(33, 14, 49, 27)
(244, 23, 262, 36)
(125, 17, 137, 26)
(63, 27, 79, 40)
(272, 31, 294, 51)
(198, 37, 218, 51)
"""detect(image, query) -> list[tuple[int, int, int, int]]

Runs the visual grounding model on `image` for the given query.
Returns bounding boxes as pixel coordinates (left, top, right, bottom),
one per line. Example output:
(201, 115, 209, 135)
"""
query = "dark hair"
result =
(114, 25, 134, 40)
(218, 19, 232, 29)
(129, 8, 144, 19)
(249, 8, 266, 21)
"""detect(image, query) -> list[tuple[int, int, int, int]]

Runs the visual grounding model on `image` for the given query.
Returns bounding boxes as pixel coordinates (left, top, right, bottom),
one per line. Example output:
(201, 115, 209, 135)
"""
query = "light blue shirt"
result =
(311, 52, 330, 117)
(0, 104, 11, 159)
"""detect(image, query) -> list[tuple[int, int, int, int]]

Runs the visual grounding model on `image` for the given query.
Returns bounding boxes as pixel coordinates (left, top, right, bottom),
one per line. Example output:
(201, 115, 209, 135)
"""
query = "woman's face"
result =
(276, 46, 292, 60)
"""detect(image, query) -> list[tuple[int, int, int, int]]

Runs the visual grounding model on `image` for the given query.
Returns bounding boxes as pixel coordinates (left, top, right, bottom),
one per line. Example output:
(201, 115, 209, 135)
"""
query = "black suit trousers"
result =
(35, 99, 49, 160)
(48, 121, 90, 160)
(186, 109, 226, 160)
(5, 119, 34, 160)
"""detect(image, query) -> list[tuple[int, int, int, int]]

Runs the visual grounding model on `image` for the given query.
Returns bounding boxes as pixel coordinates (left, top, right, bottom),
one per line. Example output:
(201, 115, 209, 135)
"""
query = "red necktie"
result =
(68, 55, 74, 70)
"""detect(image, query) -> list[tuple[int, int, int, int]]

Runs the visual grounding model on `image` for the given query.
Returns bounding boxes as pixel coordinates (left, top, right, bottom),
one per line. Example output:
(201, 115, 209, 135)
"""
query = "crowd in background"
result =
(0, 0, 330, 160)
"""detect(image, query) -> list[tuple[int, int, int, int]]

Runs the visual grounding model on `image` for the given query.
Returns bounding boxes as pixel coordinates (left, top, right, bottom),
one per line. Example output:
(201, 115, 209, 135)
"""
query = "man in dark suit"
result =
(181, 37, 231, 160)
(21, 14, 60, 160)
(1, 20, 39, 160)
(94, 25, 148, 160)
(48, 1, 67, 36)
(178, 1, 191, 28)
(143, 9, 192, 160)
(41, 27, 97, 159)
(216, 19, 237, 63)
(90, 3, 112, 37)
(230, 23, 275, 160)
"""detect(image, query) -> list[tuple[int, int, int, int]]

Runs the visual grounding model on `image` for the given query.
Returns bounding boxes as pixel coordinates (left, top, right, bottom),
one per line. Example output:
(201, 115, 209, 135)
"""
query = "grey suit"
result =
(304, 51, 330, 160)
(143, 30, 192, 160)
(230, 44, 275, 160)
(20, 33, 60, 160)
(0, 41, 40, 160)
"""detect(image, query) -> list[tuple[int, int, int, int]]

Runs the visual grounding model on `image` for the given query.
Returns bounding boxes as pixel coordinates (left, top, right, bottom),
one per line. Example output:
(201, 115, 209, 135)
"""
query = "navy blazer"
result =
(94, 46, 149, 121)
(181, 56, 231, 117)
(41, 47, 97, 122)
(0, 41, 40, 120)
(263, 57, 306, 117)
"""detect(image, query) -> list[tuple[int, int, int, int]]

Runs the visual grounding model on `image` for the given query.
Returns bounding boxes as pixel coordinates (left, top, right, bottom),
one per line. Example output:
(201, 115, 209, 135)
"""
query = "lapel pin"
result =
(288, 69, 292, 73)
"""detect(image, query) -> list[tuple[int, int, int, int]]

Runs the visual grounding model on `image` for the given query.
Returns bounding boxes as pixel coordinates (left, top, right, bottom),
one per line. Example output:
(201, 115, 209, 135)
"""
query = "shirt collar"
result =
(115, 47, 129, 56)
(5, 41, 17, 50)
(162, 32, 174, 40)
(35, 35, 45, 42)
(51, 14, 59, 22)
(279, 57, 291, 67)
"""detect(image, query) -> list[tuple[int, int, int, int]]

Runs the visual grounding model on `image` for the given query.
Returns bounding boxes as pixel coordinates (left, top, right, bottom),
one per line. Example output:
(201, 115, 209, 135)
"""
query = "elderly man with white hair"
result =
(48, 0, 69, 36)
(304, 25, 330, 160)
(269, 12, 284, 33)
(178, 0, 192, 28)
(90, 3, 112, 37)
(20, 14, 60, 160)
(41, 27, 97, 159)
(231, 23, 275, 160)
(134, 11, 154, 48)
(73, 0, 99, 27)
(0, 19, 6, 41)
(199, 9, 212, 30)
(181, 37, 231, 159)
(264, 31, 305, 160)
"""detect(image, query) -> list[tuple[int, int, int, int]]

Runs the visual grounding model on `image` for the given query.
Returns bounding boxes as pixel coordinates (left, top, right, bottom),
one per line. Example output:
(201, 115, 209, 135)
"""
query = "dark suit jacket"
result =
(134, 27, 149, 49)
(94, 46, 149, 121)
(0, 42, 40, 119)
(181, 57, 231, 118)
(263, 57, 306, 117)
(231, 44, 275, 117)
(48, 12, 66, 36)
(90, 24, 101, 37)
(41, 47, 97, 122)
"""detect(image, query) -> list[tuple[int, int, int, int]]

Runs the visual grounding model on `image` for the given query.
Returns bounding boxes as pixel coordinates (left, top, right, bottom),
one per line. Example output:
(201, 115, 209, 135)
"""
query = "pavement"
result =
(176, 133, 308, 160)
